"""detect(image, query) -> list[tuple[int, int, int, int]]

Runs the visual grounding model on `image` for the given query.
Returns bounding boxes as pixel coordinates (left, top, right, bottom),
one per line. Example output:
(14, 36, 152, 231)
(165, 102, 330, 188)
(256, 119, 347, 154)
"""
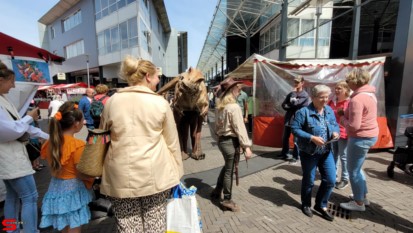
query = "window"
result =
(140, 20, 151, 54)
(97, 17, 138, 55)
(318, 19, 331, 46)
(299, 19, 314, 46)
(287, 18, 299, 45)
(50, 26, 55, 39)
(111, 26, 120, 52)
(129, 18, 138, 47)
(105, 30, 111, 53)
(95, 0, 136, 20)
(95, 0, 102, 20)
(275, 23, 281, 48)
(119, 21, 128, 49)
(65, 40, 84, 59)
(63, 10, 82, 32)
(270, 25, 276, 50)
(97, 32, 105, 55)
(259, 24, 279, 54)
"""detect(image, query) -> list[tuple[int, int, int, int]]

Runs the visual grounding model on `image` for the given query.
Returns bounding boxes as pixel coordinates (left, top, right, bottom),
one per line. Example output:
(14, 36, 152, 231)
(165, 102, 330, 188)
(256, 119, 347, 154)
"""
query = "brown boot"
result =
(220, 199, 240, 212)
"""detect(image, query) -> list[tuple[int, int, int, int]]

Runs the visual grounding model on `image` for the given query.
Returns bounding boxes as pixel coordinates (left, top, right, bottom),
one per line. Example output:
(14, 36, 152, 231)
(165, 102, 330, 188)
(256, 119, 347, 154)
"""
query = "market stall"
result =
(227, 54, 393, 149)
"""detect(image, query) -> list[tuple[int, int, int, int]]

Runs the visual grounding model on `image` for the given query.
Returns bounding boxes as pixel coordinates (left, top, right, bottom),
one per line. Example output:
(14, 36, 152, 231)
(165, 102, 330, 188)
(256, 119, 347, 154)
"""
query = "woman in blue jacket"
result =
(291, 84, 339, 221)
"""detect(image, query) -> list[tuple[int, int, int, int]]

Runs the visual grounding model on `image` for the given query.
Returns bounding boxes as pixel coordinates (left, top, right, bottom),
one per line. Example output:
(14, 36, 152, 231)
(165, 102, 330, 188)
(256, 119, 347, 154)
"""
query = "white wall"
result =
(165, 28, 179, 77)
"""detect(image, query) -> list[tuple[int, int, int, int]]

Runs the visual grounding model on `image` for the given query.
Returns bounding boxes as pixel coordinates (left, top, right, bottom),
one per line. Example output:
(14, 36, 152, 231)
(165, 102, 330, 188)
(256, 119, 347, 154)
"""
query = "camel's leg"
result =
(174, 110, 190, 160)
(189, 112, 205, 160)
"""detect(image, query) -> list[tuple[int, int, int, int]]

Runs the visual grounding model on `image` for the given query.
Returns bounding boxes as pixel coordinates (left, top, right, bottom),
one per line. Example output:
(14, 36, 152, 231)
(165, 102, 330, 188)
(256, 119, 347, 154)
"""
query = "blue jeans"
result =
(332, 138, 349, 181)
(4, 175, 38, 233)
(300, 150, 336, 208)
(281, 126, 299, 159)
(347, 136, 377, 201)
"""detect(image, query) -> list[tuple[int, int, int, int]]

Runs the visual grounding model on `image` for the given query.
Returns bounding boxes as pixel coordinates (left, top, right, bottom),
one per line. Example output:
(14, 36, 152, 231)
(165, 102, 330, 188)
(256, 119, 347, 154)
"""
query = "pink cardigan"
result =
(341, 85, 379, 138)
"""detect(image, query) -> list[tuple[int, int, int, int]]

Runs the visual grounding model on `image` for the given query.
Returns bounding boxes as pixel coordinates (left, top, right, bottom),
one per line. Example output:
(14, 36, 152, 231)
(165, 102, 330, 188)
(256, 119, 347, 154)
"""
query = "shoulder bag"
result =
(77, 129, 110, 177)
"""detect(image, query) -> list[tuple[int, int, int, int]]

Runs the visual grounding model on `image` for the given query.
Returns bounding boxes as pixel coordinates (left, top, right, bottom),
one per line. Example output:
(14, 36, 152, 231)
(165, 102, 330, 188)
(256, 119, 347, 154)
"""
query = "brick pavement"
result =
(1, 110, 413, 233)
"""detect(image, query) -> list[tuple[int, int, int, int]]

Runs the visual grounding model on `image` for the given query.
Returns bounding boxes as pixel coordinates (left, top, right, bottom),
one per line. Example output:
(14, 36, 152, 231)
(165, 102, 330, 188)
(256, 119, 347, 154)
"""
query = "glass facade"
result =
(94, 0, 136, 20)
(97, 17, 138, 55)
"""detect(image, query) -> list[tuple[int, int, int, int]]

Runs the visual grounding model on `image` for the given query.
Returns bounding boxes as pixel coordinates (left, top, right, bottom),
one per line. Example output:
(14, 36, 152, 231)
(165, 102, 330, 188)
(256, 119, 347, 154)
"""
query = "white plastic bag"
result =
(166, 183, 202, 233)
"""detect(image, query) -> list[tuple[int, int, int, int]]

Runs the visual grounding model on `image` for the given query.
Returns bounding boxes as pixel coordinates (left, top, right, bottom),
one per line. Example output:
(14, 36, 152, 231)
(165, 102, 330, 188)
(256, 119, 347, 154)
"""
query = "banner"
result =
(11, 59, 51, 84)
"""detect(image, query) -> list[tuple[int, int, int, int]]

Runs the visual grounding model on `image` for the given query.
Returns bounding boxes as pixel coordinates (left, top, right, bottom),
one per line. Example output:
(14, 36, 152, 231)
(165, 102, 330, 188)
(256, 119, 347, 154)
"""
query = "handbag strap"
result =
(6, 109, 18, 121)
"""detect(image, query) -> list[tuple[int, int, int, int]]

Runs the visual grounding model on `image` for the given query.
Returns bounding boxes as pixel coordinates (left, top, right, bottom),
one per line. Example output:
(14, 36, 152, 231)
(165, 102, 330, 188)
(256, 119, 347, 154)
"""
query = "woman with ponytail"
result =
(40, 102, 93, 232)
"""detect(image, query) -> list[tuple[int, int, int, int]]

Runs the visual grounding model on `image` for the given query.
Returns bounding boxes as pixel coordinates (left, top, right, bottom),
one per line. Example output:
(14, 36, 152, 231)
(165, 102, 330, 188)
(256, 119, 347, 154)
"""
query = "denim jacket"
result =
(291, 103, 339, 155)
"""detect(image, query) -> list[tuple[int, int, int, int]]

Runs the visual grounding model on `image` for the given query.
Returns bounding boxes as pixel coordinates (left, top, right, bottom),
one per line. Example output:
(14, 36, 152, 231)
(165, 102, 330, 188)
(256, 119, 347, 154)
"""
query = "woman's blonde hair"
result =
(95, 84, 109, 94)
(345, 68, 371, 87)
(216, 86, 237, 110)
(119, 56, 157, 86)
(335, 81, 351, 97)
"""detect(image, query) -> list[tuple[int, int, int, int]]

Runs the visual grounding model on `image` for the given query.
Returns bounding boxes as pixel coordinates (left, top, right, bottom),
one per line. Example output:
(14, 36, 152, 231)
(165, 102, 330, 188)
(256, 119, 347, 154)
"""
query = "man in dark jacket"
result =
(280, 76, 310, 163)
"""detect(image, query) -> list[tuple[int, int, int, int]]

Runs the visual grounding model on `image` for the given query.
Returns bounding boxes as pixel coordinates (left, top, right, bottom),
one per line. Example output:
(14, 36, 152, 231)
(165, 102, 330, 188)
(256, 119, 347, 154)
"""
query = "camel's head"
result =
(181, 67, 204, 83)
(178, 67, 205, 94)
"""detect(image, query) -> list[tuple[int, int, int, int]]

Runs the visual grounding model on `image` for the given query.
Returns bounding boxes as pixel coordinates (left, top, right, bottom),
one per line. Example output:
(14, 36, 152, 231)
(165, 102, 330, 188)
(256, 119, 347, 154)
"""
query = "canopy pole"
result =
(279, 0, 288, 61)
(315, 0, 322, 59)
(252, 60, 257, 144)
(349, 0, 361, 60)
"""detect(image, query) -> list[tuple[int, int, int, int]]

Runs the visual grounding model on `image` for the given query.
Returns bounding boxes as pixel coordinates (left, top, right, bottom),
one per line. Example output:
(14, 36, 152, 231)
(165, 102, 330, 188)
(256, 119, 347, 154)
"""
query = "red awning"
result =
(0, 32, 64, 62)
(37, 85, 53, 90)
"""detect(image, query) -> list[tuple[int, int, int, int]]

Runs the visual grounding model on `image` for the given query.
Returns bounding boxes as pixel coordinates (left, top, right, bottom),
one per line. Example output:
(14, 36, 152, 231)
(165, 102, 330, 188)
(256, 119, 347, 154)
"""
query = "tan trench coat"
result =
(100, 85, 183, 198)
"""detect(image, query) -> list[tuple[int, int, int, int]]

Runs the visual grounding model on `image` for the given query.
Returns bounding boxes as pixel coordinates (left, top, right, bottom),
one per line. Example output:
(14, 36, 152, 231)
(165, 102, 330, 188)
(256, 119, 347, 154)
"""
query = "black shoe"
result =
(301, 206, 313, 217)
(335, 180, 349, 190)
(314, 206, 334, 221)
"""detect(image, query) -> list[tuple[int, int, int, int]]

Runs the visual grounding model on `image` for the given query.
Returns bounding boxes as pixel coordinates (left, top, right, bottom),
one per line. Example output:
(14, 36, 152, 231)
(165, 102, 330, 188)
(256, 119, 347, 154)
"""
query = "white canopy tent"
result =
(226, 54, 392, 149)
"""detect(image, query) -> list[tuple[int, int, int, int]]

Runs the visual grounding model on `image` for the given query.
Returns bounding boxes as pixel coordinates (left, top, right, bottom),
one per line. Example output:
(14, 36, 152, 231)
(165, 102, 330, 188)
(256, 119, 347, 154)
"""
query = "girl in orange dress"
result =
(40, 102, 93, 233)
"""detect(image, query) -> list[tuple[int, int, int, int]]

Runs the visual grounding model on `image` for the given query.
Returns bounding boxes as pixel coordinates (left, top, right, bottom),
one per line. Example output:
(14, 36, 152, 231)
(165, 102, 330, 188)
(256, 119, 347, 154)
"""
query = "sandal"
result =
(220, 199, 240, 212)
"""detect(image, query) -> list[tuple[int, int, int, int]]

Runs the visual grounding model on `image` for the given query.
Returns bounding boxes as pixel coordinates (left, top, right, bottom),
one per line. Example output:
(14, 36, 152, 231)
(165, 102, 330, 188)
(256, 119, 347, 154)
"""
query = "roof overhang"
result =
(38, 0, 81, 25)
(153, 0, 171, 33)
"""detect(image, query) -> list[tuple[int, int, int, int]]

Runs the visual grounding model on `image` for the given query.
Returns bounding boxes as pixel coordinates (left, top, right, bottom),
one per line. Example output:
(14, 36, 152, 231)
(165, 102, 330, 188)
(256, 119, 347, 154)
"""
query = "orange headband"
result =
(54, 111, 62, 121)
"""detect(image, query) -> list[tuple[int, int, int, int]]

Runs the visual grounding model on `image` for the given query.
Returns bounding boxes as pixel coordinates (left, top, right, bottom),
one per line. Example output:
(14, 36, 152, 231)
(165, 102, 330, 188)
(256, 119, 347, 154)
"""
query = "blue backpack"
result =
(90, 95, 106, 119)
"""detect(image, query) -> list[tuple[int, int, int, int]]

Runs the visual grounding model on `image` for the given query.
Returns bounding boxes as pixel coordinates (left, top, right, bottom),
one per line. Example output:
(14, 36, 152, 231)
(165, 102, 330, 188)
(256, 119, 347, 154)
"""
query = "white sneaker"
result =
(340, 200, 366, 211)
(349, 194, 370, 206)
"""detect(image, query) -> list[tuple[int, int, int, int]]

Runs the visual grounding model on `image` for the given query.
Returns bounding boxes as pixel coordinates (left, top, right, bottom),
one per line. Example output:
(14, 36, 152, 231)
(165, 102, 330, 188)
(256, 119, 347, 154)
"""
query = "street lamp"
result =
(85, 54, 90, 88)
(235, 56, 242, 67)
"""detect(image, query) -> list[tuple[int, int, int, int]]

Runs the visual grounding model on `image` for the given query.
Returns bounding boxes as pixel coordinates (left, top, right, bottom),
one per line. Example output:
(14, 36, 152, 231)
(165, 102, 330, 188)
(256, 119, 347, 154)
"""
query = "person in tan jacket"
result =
(99, 56, 183, 233)
(211, 78, 253, 212)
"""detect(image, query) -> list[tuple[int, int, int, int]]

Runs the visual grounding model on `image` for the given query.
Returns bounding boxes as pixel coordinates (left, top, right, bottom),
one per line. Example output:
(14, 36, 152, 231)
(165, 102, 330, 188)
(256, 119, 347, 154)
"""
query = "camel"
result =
(158, 67, 209, 160)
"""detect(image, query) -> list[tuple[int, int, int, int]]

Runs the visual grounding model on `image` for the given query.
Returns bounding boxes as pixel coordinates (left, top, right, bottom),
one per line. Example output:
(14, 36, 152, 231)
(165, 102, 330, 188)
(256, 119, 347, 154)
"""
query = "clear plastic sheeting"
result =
(227, 54, 392, 148)
(229, 54, 386, 117)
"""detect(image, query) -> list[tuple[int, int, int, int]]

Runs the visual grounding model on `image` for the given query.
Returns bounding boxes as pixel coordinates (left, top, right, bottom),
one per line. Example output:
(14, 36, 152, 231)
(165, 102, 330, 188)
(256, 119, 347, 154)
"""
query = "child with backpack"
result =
(40, 102, 94, 232)
(90, 84, 110, 128)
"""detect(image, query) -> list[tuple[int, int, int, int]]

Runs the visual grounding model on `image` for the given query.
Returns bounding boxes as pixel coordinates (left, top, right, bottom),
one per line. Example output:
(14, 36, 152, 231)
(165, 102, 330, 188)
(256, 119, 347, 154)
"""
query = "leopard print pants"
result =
(109, 190, 170, 233)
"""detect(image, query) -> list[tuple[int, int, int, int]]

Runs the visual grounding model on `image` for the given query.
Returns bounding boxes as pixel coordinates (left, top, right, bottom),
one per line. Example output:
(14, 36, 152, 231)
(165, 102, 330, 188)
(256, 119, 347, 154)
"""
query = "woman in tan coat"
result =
(100, 56, 183, 233)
